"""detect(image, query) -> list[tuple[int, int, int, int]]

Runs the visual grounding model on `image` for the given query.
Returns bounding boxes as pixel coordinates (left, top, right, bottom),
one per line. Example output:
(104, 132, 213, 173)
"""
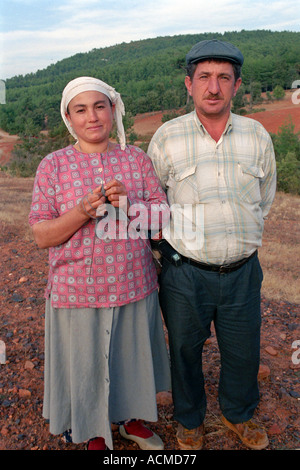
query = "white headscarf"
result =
(60, 76, 126, 150)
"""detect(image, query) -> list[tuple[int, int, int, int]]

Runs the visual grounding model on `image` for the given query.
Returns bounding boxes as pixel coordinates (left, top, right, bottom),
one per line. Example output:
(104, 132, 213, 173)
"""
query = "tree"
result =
(248, 81, 262, 109)
(232, 84, 247, 114)
(272, 119, 300, 162)
(276, 152, 300, 194)
(271, 119, 300, 194)
(273, 85, 285, 100)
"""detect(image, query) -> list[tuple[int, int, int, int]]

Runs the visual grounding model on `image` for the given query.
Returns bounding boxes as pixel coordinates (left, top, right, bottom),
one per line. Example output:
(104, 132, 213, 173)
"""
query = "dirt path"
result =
(0, 130, 20, 166)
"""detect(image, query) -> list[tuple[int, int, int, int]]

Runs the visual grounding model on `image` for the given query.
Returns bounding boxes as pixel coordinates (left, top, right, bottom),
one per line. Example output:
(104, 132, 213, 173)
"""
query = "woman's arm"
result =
(32, 186, 106, 249)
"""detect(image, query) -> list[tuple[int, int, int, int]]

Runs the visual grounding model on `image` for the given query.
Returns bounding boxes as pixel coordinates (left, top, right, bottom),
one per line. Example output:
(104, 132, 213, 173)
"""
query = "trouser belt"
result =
(152, 239, 257, 274)
(181, 250, 257, 274)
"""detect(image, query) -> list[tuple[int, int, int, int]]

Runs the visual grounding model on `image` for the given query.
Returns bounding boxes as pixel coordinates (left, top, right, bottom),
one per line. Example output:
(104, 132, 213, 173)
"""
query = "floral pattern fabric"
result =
(29, 144, 169, 308)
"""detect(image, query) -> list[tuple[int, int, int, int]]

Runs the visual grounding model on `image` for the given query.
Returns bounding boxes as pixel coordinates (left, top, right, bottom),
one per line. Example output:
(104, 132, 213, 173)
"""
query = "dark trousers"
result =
(159, 253, 263, 429)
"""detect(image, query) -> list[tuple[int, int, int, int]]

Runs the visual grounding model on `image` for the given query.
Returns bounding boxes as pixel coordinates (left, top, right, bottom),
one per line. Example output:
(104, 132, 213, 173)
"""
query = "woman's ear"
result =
(65, 111, 72, 125)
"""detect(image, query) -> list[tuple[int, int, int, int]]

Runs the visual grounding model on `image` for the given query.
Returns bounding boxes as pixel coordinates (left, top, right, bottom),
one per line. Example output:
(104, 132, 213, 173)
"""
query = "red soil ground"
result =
(0, 213, 299, 451)
(0, 130, 20, 166)
(133, 89, 300, 138)
(0, 90, 299, 167)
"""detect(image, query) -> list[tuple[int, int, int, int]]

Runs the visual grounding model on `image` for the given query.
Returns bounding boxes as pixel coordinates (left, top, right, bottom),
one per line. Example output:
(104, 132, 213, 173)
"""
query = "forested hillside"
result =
(1, 30, 300, 136)
(1, 30, 300, 193)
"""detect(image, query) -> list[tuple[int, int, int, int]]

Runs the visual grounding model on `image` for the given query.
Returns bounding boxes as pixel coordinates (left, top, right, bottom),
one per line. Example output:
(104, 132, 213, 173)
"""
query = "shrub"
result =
(276, 152, 300, 194)
(273, 85, 285, 100)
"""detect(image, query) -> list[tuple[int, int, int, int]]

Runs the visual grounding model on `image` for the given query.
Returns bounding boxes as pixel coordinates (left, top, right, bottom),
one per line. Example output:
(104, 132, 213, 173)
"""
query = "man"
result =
(148, 39, 276, 450)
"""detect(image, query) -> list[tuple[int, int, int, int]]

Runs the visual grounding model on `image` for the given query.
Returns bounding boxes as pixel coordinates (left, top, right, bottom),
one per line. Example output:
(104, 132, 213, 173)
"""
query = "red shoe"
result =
(86, 437, 106, 450)
(119, 420, 164, 450)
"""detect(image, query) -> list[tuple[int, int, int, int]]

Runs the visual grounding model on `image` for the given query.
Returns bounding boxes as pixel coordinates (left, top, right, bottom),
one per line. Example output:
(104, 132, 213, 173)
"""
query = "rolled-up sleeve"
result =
(260, 137, 277, 219)
(28, 155, 59, 226)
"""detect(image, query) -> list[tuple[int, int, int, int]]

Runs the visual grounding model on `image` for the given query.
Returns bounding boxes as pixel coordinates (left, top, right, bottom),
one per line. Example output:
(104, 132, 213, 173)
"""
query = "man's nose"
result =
(207, 77, 221, 95)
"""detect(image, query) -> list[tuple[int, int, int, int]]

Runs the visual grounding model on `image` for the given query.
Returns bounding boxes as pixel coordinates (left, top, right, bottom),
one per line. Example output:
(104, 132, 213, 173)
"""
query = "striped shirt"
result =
(148, 110, 276, 265)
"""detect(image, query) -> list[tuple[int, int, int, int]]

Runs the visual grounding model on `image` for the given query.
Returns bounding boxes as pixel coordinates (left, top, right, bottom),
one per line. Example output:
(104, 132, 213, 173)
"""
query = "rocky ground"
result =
(0, 226, 299, 452)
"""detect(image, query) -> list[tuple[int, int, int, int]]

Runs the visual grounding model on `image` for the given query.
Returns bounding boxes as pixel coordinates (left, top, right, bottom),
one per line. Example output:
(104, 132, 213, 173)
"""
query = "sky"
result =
(1, 0, 300, 80)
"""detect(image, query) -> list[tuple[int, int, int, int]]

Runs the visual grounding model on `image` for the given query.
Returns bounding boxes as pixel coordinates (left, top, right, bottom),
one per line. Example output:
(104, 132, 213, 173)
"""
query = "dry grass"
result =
(0, 172, 299, 304)
(0, 172, 35, 240)
(260, 191, 300, 304)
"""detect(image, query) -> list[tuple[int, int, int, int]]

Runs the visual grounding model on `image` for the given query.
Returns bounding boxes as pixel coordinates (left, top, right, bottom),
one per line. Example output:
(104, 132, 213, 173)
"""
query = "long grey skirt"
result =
(43, 290, 171, 450)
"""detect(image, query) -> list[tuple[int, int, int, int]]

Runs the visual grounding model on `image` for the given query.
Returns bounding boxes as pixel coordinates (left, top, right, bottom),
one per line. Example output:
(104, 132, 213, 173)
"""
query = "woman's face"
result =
(66, 90, 115, 149)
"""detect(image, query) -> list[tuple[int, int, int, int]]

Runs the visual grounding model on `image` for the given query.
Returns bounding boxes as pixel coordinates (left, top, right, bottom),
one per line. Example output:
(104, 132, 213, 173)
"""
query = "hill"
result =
(1, 87, 300, 195)
(133, 89, 300, 138)
(0, 89, 298, 164)
(1, 30, 300, 137)
(1, 30, 300, 195)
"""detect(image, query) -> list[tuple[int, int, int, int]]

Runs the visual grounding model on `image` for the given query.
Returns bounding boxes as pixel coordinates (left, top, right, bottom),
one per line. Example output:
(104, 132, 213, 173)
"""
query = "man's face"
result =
(185, 60, 242, 121)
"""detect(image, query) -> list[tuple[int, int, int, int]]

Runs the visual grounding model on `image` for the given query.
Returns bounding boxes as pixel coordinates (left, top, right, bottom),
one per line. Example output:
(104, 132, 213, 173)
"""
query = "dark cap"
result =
(186, 39, 244, 66)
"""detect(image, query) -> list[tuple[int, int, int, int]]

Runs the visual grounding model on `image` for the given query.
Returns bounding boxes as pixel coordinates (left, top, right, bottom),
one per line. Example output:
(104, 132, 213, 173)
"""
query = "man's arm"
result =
(260, 137, 277, 219)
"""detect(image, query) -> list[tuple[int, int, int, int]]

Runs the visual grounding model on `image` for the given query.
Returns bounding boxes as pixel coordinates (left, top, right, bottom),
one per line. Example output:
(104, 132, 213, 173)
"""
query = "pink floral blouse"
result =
(29, 145, 169, 309)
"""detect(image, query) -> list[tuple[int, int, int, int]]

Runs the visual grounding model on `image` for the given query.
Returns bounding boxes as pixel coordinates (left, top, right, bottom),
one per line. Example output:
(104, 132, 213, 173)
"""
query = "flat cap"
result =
(186, 39, 244, 66)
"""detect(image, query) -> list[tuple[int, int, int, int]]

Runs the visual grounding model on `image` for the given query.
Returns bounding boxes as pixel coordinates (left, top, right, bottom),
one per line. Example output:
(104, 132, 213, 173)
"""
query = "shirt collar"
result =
(224, 113, 233, 135)
(193, 110, 233, 136)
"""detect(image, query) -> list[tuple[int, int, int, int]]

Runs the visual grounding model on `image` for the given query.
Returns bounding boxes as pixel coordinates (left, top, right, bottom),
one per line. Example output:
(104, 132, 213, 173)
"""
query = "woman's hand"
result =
(103, 179, 129, 213)
(78, 185, 107, 218)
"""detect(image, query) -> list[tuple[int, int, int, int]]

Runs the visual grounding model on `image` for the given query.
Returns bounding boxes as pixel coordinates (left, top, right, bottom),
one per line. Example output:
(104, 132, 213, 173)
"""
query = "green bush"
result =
(276, 152, 300, 194)
(271, 119, 300, 194)
(4, 134, 70, 177)
(273, 85, 285, 100)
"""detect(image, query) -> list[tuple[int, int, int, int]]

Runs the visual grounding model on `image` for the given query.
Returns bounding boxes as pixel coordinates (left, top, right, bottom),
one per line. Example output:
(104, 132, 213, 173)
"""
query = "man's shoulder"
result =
(152, 112, 195, 139)
(231, 113, 270, 135)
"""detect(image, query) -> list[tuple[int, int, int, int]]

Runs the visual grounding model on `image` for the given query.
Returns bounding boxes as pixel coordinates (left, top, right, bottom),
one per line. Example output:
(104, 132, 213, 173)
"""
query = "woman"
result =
(28, 77, 171, 450)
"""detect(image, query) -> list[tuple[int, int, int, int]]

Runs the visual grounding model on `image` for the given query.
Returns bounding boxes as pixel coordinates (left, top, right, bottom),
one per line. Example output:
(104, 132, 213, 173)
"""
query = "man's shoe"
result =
(119, 420, 164, 450)
(176, 423, 205, 450)
(221, 415, 269, 450)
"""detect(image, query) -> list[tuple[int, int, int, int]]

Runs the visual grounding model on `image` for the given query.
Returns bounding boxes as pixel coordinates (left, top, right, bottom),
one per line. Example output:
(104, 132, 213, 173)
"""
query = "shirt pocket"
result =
(238, 163, 264, 203)
(167, 165, 198, 204)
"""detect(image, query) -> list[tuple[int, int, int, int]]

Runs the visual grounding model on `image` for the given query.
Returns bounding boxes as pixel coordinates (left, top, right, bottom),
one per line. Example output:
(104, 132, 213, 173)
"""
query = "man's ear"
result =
(185, 75, 193, 97)
(233, 77, 242, 97)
